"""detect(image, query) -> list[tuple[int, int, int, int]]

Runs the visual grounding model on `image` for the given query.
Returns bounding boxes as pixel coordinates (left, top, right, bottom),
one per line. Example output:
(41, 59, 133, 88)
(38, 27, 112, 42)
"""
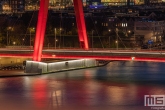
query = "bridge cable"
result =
(89, 12, 105, 49)
(24, 10, 35, 46)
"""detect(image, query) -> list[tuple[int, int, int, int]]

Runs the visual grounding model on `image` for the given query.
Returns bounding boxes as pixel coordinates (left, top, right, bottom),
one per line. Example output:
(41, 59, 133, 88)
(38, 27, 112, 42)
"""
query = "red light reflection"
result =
(32, 79, 48, 109)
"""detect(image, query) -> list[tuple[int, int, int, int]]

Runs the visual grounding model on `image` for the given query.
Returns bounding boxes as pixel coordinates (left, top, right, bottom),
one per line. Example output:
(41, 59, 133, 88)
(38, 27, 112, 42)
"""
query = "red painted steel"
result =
(33, 0, 89, 61)
(73, 0, 89, 50)
(33, 0, 49, 61)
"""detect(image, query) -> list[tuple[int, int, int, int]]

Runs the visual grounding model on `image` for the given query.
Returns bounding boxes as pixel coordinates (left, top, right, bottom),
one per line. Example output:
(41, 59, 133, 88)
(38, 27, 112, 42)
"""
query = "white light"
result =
(132, 57, 135, 61)
(52, 55, 56, 57)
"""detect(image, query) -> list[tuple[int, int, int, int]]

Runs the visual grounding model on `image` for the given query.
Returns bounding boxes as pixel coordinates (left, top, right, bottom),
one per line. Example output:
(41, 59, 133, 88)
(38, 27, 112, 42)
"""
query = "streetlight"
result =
(115, 40, 118, 49)
(29, 27, 35, 47)
(59, 4, 60, 10)
(108, 29, 111, 49)
(7, 31, 8, 46)
(59, 28, 62, 48)
(13, 41, 16, 46)
(54, 28, 56, 49)
(7, 27, 12, 46)
(160, 36, 162, 53)
(92, 30, 94, 49)
(115, 28, 119, 50)
(22, 38, 24, 46)
(30, 29, 31, 46)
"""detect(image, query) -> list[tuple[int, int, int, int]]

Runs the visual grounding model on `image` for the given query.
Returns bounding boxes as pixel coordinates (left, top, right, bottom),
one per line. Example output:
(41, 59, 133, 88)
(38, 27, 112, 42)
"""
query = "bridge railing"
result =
(6, 46, 33, 49)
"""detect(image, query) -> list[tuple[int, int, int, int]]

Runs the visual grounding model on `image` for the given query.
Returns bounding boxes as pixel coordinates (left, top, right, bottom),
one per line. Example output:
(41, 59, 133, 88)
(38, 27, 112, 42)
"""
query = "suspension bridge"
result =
(0, 0, 165, 63)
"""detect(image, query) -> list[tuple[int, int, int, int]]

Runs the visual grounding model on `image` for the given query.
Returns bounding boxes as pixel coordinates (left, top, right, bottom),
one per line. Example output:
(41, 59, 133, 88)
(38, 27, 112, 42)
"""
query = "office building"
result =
(9, 0, 25, 13)
(0, 0, 25, 13)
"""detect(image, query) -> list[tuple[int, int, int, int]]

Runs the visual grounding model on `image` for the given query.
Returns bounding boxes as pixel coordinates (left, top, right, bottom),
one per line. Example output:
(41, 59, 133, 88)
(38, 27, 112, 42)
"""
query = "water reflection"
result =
(0, 61, 165, 110)
(32, 79, 48, 109)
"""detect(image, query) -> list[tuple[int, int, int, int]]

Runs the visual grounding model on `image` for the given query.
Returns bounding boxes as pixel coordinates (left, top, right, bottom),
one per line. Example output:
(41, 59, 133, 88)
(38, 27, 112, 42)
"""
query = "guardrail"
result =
(6, 46, 33, 49)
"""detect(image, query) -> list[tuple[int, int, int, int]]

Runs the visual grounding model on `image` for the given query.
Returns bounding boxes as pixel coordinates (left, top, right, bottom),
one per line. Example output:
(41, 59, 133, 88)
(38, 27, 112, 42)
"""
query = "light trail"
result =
(0, 49, 165, 55)
(0, 53, 165, 62)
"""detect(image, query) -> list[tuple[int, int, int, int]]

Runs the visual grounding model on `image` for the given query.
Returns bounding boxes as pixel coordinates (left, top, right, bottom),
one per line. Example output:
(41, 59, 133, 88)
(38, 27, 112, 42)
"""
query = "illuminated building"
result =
(0, 0, 11, 13)
(0, 0, 25, 13)
(134, 19, 165, 43)
(9, 0, 25, 13)
(86, 0, 165, 7)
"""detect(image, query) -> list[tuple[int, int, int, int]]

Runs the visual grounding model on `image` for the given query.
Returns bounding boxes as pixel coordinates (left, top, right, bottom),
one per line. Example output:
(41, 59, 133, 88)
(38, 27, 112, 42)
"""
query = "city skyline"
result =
(1, 0, 165, 14)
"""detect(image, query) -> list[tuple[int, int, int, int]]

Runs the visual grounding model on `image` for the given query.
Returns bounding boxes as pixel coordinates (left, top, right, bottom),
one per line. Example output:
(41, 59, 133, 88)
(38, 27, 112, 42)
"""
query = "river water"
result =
(0, 61, 165, 110)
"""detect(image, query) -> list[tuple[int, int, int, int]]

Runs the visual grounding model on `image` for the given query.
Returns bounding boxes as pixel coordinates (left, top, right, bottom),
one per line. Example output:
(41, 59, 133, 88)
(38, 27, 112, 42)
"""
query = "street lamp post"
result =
(108, 29, 111, 49)
(160, 36, 162, 54)
(13, 41, 16, 46)
(22, 39, 24, 46)
(30, 30, 31, 47)
(109, 36, 110, 49)
(92, 30, 93, 49)
(29, 28, 35, 47)
(54, 28, 56, 49)
(6, 27, 12, 46)
(7, 31, 8, 46)
(115, 28, 119, 50)
(59, 28, 62, 48)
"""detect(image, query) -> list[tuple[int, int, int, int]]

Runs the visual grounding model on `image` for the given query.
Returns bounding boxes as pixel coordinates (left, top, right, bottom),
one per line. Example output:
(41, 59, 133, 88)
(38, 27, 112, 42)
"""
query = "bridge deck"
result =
(0, 49, 165, 62)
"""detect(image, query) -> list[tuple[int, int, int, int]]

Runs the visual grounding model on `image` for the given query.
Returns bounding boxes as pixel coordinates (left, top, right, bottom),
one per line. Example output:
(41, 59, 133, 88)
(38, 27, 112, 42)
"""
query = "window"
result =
(106, 23, 108, 26)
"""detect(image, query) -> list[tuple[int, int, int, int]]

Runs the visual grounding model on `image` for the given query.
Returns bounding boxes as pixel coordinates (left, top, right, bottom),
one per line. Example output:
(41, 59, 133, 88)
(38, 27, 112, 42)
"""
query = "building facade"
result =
(86, 0, 165, 7)
(0, 0, 10, 14)
(134, 20, 165, 43)
(86, 0, 145, 6)
(0, 0, 25, 14)
(9, 0, 25, 13)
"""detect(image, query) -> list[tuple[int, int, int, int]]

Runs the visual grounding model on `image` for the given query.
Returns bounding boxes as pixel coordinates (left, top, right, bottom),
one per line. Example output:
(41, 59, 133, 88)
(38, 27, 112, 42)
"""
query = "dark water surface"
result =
(0, 61, 165, 110)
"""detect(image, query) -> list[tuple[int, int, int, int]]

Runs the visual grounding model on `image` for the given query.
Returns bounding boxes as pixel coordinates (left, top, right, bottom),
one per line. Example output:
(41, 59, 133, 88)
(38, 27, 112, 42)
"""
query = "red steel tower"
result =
(33, 0, 89, 61)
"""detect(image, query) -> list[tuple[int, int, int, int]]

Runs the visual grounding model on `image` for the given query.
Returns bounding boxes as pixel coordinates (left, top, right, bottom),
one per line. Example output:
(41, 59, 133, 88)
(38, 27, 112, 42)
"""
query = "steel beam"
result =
(73, 0, 89, 50)
(33, 0, 49, 61)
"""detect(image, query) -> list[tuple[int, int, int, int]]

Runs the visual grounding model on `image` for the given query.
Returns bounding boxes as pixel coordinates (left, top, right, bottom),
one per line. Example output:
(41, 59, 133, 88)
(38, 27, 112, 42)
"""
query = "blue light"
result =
(89, 5, 105, 9)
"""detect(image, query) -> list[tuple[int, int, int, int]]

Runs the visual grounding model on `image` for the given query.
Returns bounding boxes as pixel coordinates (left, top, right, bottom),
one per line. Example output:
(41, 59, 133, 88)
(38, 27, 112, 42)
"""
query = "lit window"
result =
(106, 23, 108, 26)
